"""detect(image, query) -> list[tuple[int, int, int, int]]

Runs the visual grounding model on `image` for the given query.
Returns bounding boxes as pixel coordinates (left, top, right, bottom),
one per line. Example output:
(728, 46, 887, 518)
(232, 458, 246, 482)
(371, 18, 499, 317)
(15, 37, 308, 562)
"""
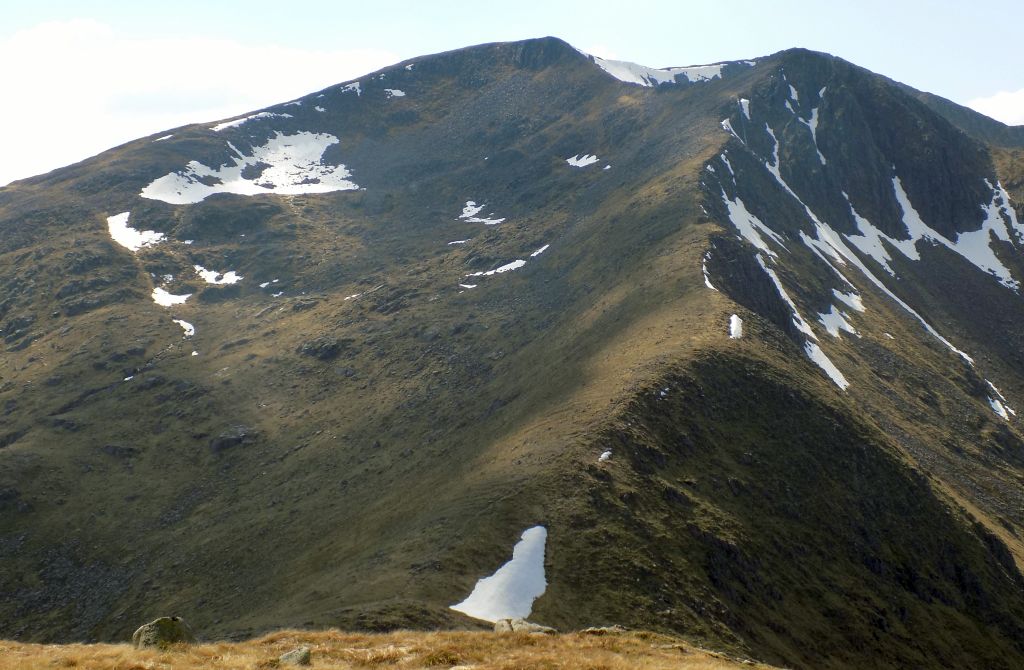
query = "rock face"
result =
(493, 618, 556, 634)
(280, 646, 312, 665)
(131, 616, 196, 648)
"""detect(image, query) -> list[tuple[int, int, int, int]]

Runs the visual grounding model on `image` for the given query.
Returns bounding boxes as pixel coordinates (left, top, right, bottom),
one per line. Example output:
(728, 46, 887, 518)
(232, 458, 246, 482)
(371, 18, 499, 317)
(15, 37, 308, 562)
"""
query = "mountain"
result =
(2, 36, 1024, 669)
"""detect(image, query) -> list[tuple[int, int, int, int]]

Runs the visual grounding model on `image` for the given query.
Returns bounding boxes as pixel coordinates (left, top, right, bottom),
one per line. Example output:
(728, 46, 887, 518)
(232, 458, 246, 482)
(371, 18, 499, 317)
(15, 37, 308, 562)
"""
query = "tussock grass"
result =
(0, 629, 774, 669)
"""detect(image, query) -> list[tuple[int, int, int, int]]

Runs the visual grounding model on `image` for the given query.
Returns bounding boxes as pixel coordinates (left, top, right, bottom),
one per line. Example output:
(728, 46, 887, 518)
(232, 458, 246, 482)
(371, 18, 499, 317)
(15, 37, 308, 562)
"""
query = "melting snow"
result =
(566, 154, 600, 167)
(141, 132, 358, 204)
(887, 177, 1019, 289)
(755, 126, 974, 365)
(107, 212, 166, 252)
(384, 88, 406, 98)
(989, 397, 1011, 420)
(195, 265, 242, 285)
(459, 200, 505, 225)
(152, 287, 191, 307)
(467, 260, 527, 277)
(818, 305, 857, 338)
(341, 82, 361, 95)
(986, 380, 1016, 418)
(739, 98, 751, 119)
(832, 289, 865, 312)
(450, 526, 547, 622)
(722, 192, 787, 257)
(530, 244, 550, 257)
(591, 55, 746, 87)
(314, 106, 326, 112)
(172, 319, 195, 338)
(729, 314, 743, 339)
(757, 255, 848, 389)
(789, 84, 799, 102)
(211, 112, 293, 132)
(702, 252, 717, 290)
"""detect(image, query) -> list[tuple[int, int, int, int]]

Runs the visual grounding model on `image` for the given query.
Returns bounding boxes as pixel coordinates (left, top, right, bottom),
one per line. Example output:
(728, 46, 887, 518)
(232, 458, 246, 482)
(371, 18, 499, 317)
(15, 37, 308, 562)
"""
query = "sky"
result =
(1, 0, 1022, 186)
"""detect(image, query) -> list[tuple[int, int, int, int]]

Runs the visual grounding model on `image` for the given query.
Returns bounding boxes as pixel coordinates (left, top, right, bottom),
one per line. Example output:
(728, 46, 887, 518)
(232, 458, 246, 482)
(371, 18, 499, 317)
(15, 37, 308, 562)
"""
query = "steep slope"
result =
(1, 38, 1023, 670)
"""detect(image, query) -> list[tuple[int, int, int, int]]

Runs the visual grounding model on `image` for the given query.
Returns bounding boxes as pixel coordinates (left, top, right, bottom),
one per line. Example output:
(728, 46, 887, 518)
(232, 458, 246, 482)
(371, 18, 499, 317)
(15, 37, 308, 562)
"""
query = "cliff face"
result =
(0, 37, 1022, 670)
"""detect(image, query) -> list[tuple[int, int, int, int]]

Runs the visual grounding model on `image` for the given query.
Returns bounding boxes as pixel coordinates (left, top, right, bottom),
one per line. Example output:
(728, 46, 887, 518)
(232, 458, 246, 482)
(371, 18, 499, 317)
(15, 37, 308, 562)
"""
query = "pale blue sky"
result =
(1, 1, 1022, 184)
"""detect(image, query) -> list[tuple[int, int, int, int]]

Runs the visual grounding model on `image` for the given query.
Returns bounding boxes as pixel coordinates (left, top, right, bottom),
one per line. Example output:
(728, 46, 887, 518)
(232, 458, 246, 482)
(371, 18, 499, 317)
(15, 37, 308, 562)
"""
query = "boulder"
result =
(580, 624, 628, 635)
(280, 646, 312, 665)
(493, 618, 556, 634)
(131, 616, 196, 648)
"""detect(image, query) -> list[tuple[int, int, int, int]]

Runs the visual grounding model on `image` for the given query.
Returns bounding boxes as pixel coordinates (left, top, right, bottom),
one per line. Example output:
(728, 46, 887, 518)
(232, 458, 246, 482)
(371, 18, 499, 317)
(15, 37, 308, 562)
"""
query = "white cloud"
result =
(966, 88, 1024, 126)
(0, 19, 398, 186)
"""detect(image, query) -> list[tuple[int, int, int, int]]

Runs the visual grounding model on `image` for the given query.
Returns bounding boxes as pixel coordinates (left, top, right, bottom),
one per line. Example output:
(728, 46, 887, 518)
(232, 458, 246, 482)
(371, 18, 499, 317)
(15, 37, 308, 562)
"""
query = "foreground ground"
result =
(0, 629, 778, 669)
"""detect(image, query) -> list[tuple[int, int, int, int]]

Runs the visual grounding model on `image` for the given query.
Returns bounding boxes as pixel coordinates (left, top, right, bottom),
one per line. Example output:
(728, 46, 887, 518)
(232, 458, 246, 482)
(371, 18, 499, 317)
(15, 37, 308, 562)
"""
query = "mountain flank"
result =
(1, 37, 1023, 670)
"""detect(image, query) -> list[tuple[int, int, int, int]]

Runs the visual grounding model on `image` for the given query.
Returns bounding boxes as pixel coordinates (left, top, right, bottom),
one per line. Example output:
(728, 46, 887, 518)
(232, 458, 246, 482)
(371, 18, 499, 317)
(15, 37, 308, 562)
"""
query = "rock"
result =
(209, 425, 257, 453)
(493, 618, 556, 634)
(297, 336, 347, 360)
(131, 616, 196, 648)
(579, 624, 628, 635)
(280, 646, 312, 665)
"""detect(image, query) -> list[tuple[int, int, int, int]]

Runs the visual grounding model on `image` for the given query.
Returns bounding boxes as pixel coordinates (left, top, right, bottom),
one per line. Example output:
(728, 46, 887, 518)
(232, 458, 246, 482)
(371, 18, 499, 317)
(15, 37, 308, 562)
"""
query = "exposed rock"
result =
(280, 646, 312, 665)
(297, 336, 346, 360)
(493, 618, 556, 634)
(580, 624, 628, 635)
(131, 616, 196, 648)
(209, 425, 257, 453)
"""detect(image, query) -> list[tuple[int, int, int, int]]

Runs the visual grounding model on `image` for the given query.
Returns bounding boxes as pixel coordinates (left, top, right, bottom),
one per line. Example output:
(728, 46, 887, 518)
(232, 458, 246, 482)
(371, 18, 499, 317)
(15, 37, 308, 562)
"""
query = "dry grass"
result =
(0, 630, 776, 669)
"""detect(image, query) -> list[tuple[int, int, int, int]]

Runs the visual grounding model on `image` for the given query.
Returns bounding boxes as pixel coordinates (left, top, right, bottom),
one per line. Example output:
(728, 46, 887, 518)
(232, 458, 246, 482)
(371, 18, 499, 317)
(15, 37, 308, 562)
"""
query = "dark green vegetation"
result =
(1, 38, 1023, 670)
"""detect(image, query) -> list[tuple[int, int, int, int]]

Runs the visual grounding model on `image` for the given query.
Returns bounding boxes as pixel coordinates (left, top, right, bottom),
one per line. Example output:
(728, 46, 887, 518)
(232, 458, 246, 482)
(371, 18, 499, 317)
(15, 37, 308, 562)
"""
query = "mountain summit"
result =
(1, 36, 1023, 669)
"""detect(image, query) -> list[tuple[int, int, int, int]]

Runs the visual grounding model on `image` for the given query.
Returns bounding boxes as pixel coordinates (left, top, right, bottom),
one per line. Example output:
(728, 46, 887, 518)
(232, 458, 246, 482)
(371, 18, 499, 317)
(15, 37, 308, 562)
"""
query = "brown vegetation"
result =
(0, 629, 775, 669)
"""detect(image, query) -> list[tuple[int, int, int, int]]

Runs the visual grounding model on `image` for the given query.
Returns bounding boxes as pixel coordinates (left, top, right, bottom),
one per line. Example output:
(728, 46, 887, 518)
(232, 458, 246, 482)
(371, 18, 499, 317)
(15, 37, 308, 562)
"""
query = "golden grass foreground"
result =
(0, 629, 778, 669)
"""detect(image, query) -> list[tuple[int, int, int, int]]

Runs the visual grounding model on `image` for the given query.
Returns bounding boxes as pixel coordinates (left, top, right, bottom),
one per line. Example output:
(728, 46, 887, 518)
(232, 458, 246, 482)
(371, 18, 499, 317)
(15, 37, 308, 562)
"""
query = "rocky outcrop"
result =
(493, 618, 556, 634)
(131, 616, 195, 648)
(280, 646, 312, 665)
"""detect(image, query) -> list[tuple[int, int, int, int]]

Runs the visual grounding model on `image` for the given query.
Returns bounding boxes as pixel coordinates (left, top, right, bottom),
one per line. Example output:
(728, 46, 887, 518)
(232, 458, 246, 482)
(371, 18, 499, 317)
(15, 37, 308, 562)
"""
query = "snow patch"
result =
(566, 154, 600, 167)
(722, 192, 787, 257)
(467, 259, 527, 277)
(107, 212, 165, 252)
(702, 252, 717, 290)
(739, 98, 751, 119)
(757, 255, 848, 389)
(818, 305, 857, 338)
(729, 314, 743, 339)
(314, 106, 326, 112)
(194, 265, 242, 285)
(141, 132, 358, 205)
(598, 450, 612, 463)
(211, 111, 293, 132)
(832, 289, 865, 312)
(384, 88, 406, 98)
(153, 134, 173, 142)
(172, 319, 195, 338)
(591, 55, 748, 87)
(450, 526, 547, 622)
(152, 287, 191, 307)
(459, 200, 505, 225)
(530, 244, 550, 257)
(341, 82, 361, 95)
(448, 239, 470, 245)
(990, 397, 1011, 421)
